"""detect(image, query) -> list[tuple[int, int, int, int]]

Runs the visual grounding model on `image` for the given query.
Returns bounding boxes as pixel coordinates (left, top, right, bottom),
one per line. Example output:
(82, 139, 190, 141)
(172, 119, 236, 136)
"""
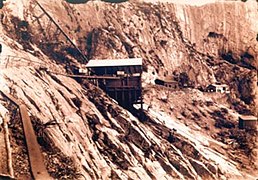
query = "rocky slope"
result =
(17, 0, 256, 112)
(0, 0, 257, 179)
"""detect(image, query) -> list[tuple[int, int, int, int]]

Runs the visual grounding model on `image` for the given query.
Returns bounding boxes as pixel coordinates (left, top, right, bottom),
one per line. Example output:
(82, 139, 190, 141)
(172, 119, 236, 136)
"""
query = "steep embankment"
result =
(0, 0, 257, 179)
(15, 0, 256, 112)
(176, 1, 258, 65)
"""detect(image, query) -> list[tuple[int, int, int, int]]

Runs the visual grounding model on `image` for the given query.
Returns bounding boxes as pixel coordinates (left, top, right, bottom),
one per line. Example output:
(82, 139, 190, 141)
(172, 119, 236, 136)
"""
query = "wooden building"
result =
(85, 58, 143, 109)
(206, 84, 230, 93)
(239, 115, 257, 130)
(155, 78, 179, 90)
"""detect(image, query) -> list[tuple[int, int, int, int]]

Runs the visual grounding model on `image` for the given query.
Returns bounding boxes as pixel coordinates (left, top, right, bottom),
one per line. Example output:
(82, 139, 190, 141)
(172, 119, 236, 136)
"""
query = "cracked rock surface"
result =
(0, 0, 257, 179)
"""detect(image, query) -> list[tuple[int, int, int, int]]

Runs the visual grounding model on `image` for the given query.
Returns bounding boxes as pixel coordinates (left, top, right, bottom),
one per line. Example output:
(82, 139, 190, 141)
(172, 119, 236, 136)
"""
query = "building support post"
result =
(122, 89, 125, 107)
(115, 88, 117, 103)
(140, 73, 143, 112)
(128, 89, 131, 108)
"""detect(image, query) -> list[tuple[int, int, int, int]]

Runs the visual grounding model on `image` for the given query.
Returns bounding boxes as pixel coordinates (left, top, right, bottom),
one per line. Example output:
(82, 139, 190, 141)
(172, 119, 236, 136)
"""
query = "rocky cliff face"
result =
(173, 1, 258, 113)
(20, 0, 256, 109)
(0, 0, 257, 179)
(176, 1, 258, 65)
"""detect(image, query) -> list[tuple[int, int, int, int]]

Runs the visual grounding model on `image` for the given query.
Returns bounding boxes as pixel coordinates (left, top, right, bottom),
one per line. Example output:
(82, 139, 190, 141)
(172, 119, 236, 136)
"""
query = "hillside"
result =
(0, 0, 257, 179)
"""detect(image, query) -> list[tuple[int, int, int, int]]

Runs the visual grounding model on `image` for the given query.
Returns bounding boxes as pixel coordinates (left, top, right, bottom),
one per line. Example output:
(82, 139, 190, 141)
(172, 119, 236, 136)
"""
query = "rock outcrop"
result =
(0, 0, 257, 179)
(17, 0, 256, 109)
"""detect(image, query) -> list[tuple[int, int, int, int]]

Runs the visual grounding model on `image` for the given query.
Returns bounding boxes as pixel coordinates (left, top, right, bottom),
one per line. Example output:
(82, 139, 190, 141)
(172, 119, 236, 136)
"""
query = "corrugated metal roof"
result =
(156, 78, 177, 83)
(239, 115, 257, 121)
(85, 58, 142, 67)
(210, 84, 229, 87)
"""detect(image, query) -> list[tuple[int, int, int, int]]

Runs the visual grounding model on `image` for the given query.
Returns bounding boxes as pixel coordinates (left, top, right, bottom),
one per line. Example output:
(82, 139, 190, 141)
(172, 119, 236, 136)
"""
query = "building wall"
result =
(207, 85, 229, 93)
(239, 119, 257, 130)
(207, 85, 216, 92)
(92, 66, 142, 76)
(164, 82, 178, 89)
(105, 77, 141, 88)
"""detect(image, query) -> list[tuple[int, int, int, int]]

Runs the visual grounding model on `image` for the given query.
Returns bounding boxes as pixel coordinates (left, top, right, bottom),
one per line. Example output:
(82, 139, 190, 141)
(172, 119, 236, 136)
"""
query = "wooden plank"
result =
(67, 75, 121, 80)
(1, 91, 51, 179)
(19, 104, 51, 180)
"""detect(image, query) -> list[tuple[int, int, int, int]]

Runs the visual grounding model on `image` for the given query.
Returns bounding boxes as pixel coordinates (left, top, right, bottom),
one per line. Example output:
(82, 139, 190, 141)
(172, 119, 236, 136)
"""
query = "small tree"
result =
(178, 72, 189, 88)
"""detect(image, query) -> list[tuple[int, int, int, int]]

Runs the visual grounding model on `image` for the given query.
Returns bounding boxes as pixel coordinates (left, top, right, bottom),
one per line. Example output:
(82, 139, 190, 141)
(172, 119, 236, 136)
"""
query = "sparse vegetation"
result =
(178, 72, 195, 88)
(207, 32, 224, 38)
(218, 128, 257, 168)
(231, 100, 251, 114)
(221, 50, 237, 64)
(31, 116, 80, 179)
(4, 97, 32, 178)
(1, 1, 257, 179)
(210, 109, 235, 129)
(3, 16, 33, 51)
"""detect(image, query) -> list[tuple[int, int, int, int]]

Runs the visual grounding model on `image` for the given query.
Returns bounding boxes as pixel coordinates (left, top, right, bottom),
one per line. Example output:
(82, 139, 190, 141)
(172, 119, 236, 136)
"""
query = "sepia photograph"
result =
(0, 0, 257, 179)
